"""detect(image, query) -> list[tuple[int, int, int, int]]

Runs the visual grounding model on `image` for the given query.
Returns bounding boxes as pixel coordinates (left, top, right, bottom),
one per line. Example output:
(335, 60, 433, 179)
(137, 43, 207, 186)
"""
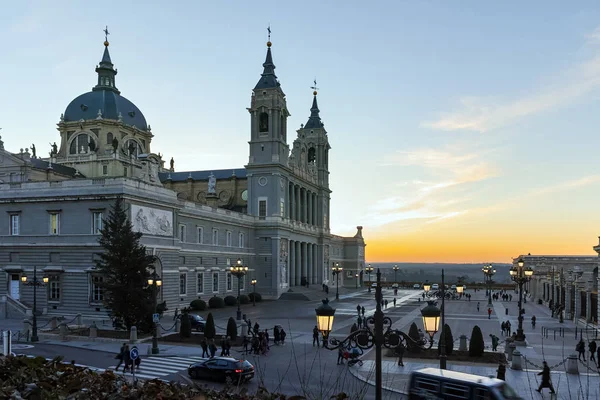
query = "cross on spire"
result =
(103, 26, 110, 42)
(311, 79, 319, 93)
(267, 25, 271, 41)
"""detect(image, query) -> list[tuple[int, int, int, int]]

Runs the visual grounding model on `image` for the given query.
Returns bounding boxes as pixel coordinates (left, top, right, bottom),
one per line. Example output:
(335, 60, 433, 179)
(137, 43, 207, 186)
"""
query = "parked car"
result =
(431, 284, 439, 290)
(188, 314, 206, 332)
(412, 283, 421, 289)
(371, 282, 377, 288)
(451, 284, 457, 290)
(188, 357, 254, 383)
(392, 283, 399, 289)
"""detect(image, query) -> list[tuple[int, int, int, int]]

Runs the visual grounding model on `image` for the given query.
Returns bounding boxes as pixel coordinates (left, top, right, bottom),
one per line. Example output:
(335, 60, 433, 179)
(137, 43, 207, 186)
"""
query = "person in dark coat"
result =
(395, 342, 405, 366)
(122, 344, 131, 372)
(200, 338, 209, 358)
(115, 343, 127, 371)
(313, 326, 320, 347)
(577, 339, 586, 361)
(273, 326, 280, 345)
(337, 346, 345, 365)
(253, 322, 260, 336)
(280, 328, 287, 345)
(536, 361, 555, 394)
(590, 340, 597, 366)
(209, 340, 217, 358)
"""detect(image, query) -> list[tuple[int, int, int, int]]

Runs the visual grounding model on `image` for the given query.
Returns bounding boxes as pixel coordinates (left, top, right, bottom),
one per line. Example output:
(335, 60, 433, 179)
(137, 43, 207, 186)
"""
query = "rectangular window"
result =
(212, 229, 218, 245)
(197, 272, 204, 294)
(48, 275, 60, 301)
(49, 213, 60, 235)
(238, 232, 245, 248)
(92, 212, 103, 234)
(91, 276, 104, 303)
(102, 165, 108, 175)
(258, 199, 267, 219)
(212, 272, 219, 292)
(197, 227, 204, 244)
(442, 383, 469, 398)
(227, 273, 232, 291)
(9, 214, 20, 236)
(179, 224, 186, 242)
(179, 273, 187, 295)
(123, 167, 127, 177)
(226, 231, 232, 247)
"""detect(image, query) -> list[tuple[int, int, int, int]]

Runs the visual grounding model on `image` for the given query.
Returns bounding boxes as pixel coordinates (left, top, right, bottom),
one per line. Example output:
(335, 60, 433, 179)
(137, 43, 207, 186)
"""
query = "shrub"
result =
(248, 292, 262, 302)
(180, 309, 191, 338)
(239, 294, 250, 304)
(469, 325, 485, 357)
(190, 299, 207, 311)
(224, 295, 238, 306)
(226, 317, 238, 341)
(438, 323, 454, 355)
(204, 312, 216, 340)
(208, 296, 225, 309)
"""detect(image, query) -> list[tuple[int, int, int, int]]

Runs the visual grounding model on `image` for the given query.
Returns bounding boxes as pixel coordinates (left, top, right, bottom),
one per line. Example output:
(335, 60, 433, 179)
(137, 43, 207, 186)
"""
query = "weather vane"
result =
(267, 25, 271, 42)
(311, 79, 319, 94)
(104, 26, 110, 42)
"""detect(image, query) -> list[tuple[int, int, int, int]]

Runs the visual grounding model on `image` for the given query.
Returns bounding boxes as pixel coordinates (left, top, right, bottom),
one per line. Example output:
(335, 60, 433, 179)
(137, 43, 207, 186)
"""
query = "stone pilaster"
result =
(565, 278, 572, 320)
(586, 281, 593, 322)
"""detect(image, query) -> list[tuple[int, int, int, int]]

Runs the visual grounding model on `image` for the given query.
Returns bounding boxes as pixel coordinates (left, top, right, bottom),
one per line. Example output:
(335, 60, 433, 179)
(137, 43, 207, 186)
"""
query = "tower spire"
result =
(93, 26, 119, 94)
(304, 80, 323, 129)
(254, 26, 279, 90)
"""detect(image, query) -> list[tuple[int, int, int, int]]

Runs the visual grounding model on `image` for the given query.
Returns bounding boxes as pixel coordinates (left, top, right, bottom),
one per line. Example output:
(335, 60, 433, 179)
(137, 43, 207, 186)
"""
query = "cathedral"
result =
(0, 33, 366, 320)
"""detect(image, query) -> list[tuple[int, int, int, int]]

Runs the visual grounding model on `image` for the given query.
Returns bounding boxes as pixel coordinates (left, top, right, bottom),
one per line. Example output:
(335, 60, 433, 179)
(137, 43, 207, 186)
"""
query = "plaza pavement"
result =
(348, 289, 600, 399)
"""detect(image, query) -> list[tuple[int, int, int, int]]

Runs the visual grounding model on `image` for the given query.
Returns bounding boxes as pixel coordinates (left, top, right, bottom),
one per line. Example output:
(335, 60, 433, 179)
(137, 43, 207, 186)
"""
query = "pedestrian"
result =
(225, 337, 231, 356)
(357, 316, 362, 328)
(577, 339, 586, 361)
(242, 335, 250, 354)
(122, 344, 131, 372)
(201, 338, 209, 358)
(361, 306, 365, 316)
(393, 298, 397, 307)
(114, 343, 127, 371)
(395, 341, 405, 366)
(384, 299, 388, 309)
(264, 329, 270, 350)
(501, 322, 506, 336)
(209, 340, 217, 358)
(590, 340, 597, 365)
(487, 308, 492, 319)
(509, 294, 512, 301)
(356, 304, 361, 316)
(273, 326, 280, 345)
(489, 334, 499, 351)
(253, 322, 260, 336)
(477, 302, 480, 312)
(496, 364, 506, 381)
(337, 346, 345, 365)
(313, 325, 320, 347)
(536, 361, 555, 394)
(531, 315, 536, 328)
(280, 328, 287, 345)
(220, 336, 227, 356)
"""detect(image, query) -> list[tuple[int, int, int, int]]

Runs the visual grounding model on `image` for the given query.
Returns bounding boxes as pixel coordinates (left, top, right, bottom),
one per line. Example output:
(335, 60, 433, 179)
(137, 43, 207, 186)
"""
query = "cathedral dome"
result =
(64, 90, 148, 131)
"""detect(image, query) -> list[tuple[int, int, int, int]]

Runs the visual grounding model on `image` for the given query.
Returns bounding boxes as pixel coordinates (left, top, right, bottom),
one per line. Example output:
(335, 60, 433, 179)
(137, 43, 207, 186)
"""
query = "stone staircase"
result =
(279, 286, 361, 301)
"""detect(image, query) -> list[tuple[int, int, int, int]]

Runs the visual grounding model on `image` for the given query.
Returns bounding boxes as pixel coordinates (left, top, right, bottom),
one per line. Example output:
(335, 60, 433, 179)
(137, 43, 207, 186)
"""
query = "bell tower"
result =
(247, 36, 290, 166)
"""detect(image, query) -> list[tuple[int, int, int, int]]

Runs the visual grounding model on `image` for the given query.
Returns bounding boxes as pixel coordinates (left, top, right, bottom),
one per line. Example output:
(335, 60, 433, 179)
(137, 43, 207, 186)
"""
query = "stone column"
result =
(307, 244, 313, 284)
(289, 183, 293, 220)
(574, 282, 582, 321)
(586, 281, 593, 322)
(313, 244, 318, 284)
(597, 277, 600, 327)
(302, 242, 308, 284)
(295, 241, 301, 286)
(307, 191, 312, 226)
(565, 278, 572, 320)
(302, 189, 308, 223)
(290, 240, 296, 286)
(296, 186, 301, 221)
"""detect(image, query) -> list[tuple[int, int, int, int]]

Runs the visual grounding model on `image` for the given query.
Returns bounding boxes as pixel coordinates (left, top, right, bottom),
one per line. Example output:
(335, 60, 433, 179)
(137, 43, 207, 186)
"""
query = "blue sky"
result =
(3, 1, 600, 262)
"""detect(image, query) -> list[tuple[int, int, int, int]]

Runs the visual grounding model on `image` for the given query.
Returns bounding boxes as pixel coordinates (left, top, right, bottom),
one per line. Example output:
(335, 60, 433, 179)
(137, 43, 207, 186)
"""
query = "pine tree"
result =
(95, 197, 156, 333)
(204, 312, 216, 340)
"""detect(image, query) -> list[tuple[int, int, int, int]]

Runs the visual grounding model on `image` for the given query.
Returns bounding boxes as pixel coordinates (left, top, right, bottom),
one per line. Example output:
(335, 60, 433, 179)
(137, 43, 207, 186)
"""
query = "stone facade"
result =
(0, 38, 366, 320)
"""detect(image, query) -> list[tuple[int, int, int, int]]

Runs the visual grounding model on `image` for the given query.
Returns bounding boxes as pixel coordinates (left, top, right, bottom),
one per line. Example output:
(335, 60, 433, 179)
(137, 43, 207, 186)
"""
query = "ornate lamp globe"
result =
(518, 258, 524, 268)
(509, 266, 518, 277)
(456, 285, 464, 294)
(524, 267, 534, 277)
(423, 282, 431, 293)
(421, 301, 441, 339)
(42, 277, 49, 284)
(315, 298, 336, 338)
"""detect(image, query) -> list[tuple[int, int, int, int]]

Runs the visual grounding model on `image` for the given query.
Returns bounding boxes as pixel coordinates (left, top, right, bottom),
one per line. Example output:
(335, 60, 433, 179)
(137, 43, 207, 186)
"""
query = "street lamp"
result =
(392, 265, 399, 285)
(251, 279, 257, 307)
(456, 285, 464, 295)
(20, 266, 48, 343)
(230, 259, 249, 320)
(332, 263, 343, 300)
(421, 301, 441, 341)
(423, 281, 431, 294)
(147, 271, 162, 355)
(366, 264, 374, 292)
(482, 264, 496, 306)
(355, 273, 359, 289)
(510, 257, 533, 342)
(315, 269, 434, 400)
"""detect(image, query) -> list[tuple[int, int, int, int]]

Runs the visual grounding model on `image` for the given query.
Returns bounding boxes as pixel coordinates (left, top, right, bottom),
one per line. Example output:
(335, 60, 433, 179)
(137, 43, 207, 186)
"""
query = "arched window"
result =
(69, 134, 92, 155)
(259, 112, 269, 133)
(106, 132, 113, 145)
(308, 147, 316, 165)
(124, 139, 142, 157)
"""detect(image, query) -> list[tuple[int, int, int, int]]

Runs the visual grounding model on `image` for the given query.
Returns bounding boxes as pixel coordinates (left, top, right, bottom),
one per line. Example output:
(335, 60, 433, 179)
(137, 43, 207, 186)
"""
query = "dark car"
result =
(189, 314, 205, 332)
(188, 357, 254, 383)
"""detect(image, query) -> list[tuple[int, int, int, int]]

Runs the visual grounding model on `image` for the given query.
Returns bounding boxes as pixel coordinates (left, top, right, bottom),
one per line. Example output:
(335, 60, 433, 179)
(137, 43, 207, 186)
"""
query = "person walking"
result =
(356, 304, 361, 316)
(280, 328, 287, 345)
(114, 343, 127, 371)
(361, 306, 365, 316)
(577, 339, 586, 361)
(312, 326, 320, 347)
(122, 344, 131, 373)
(200, 338, 209, 358)
(487, 308, 492, 319)
(209, 340, 217, 358)
(536, 361, 555, 394)
(393, 298, 397, 307)
(337, 346, 345, 365)
(531, 315, 536, 328)
(395, 341, 406, 366)
(384, 299, 388, 309)
(477, 302, 480, 312)
(590, 340, 597, 366)
(253, 322, 260, 336)
(489, 334, 499, 352)
(357, 316, 362, 329)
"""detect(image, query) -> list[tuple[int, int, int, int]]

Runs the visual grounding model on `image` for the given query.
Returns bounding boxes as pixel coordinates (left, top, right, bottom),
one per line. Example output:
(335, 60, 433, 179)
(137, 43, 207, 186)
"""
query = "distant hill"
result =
(364, 262, 513, 284)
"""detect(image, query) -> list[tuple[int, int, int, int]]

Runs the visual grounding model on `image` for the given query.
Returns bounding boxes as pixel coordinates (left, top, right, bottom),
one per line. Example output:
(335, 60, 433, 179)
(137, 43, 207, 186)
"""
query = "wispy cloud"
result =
(422, 26, 600, 133)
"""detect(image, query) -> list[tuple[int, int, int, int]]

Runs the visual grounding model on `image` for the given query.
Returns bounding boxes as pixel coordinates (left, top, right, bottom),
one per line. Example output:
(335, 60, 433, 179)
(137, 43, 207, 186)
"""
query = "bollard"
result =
(496, 364, 506, 381)
(241, 324, 247, 338)
(459, 335, 468, 352)
(505, 308, 508, 315)
(23, 319, 30, 338)
(175, 317, 181, 333)
(511, 350, 522, 370)
(2, 329, 11, 356)
(59, 323, 68, 341)
(507, 343, 516, 361)
(76, 314, 82, 326)
(566, 353, 579, 374)
(89, 322, 97, 339)
(51, 317, 58, 330)
(129, 326, 138, 343)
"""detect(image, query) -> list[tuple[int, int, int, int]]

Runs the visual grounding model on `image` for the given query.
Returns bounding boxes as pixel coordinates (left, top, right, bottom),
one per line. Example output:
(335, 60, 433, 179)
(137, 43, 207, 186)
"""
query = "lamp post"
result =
(366, 264, 374, 293)
(20, 266, 48, 343)
(482, 264, 496, 306)
(355, 273, 359, 289)
(423, 280, 431, 295)
(392, 265, 399, 286)
(147, 271, 162, 355)
(456, 284, 464, 297)
(230, 259, 249, 320)
(315, 269, 437, 400)
(332, 263, 343, 300)
(510, 257, 533, 342)
(251, 279, 257, 306)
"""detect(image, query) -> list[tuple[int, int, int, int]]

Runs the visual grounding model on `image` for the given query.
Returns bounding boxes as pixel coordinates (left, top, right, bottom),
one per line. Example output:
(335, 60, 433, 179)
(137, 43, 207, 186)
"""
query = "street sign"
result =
(152, 313, 160, 323)
(130, 346, 139, 360)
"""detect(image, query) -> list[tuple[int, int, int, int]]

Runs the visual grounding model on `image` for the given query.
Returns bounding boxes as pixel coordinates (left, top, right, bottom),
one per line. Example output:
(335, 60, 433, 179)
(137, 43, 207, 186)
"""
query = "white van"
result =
(408, 368, 522, 400)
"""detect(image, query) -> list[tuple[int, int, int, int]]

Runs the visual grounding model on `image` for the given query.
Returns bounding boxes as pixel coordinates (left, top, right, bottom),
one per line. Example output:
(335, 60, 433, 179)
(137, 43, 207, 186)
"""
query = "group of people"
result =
(241, 322, 287, 355)
(114, 343, 141, 372)
(576, 338, 600, 367)
(500, 320, 512, 336)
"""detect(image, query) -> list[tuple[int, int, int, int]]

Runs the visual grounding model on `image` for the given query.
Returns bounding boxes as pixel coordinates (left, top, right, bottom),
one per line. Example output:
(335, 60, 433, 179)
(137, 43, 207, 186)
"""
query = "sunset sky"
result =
(2, 2, 600, 263)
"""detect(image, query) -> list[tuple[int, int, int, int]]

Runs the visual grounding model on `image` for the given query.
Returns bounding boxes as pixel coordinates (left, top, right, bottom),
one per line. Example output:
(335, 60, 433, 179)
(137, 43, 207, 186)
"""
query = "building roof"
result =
(304, 94, 324, 129)
(254, 43, 280, 90)
(158, 168, 246, 182)
(30, 158, 84, 178)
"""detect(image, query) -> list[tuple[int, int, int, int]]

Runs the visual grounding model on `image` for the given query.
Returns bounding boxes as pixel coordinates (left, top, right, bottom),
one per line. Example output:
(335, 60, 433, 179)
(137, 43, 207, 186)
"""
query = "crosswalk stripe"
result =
(138, 358, 195, 368)
(106, 356, 205, 380)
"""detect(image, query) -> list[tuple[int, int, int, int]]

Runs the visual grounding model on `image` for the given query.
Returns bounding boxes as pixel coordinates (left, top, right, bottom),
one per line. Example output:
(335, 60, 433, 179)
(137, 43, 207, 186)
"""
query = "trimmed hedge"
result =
(208, 296, 225, 309)
(438, 323, 454, 356)
(204, 312, 216, 340)
(227, 317, 238, 341)
(469, 325, 485, 357)
(190, 299, 207, 311)
(239, 294, 250, 304)
(248, 292, 262, 302)
(180, 309, 191, 338)
(224, 295, 237, 306)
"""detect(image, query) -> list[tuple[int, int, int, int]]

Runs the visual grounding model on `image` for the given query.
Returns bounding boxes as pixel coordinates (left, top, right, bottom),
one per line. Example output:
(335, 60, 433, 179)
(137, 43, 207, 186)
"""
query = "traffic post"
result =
(129, 346, 139, 383)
